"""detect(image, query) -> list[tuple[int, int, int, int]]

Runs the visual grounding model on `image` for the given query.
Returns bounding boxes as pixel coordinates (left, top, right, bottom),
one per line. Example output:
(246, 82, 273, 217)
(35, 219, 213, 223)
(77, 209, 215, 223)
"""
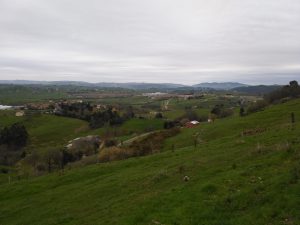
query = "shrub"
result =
(164, 120, 178, 129)
(98, 128, 180, 163)
(103, 139, 118, 148)
(239, 107, 245, 117)
(246, 100, 268, 114)
(155, 112, 163, 119)
(99, 147, 130, 162)
(211, 104, 234, 118)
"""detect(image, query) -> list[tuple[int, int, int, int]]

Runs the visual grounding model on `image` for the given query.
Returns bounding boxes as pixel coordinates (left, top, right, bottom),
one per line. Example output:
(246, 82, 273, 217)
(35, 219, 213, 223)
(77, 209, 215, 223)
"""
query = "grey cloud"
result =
(0, 0, 300, 84)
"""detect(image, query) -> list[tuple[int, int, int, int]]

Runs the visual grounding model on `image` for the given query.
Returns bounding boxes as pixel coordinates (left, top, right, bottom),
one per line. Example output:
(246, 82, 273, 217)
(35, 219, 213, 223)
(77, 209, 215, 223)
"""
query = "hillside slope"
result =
(0, 100, 300, 225)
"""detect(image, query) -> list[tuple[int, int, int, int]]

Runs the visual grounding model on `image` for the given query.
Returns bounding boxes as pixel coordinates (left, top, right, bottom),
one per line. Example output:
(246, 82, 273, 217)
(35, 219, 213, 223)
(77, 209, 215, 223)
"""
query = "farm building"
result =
(185, 120, 200, 128)
(15, 111, 25, 117)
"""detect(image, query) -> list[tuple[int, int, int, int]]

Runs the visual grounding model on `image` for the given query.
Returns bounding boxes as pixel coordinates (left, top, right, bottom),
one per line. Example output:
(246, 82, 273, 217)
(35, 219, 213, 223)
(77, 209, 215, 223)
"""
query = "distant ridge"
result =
(3, 80, 285, 92)
(0, 80, 187, 90)
(192, 82, 248, 90)
(232, 85, 282, 95)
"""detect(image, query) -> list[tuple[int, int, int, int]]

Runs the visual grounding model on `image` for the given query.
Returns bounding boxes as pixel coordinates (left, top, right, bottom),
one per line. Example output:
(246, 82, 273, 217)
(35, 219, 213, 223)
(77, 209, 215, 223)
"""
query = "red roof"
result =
(185, 121, 200, 128)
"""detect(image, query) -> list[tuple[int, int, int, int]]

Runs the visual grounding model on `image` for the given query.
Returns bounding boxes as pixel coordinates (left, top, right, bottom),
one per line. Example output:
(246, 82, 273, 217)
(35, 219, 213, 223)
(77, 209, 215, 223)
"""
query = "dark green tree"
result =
(240, 107, 245, 117)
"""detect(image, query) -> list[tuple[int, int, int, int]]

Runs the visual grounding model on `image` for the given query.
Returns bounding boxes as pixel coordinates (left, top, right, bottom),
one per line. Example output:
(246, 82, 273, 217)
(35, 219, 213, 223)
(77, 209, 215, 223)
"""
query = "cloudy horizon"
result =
(0, 0, 300, 85)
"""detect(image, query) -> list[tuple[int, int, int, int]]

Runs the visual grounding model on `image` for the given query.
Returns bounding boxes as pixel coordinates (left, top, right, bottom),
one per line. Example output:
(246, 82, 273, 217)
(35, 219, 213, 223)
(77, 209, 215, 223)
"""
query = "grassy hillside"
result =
(0, 100, 300, 225)
(0, 112, 164, 150)
(0, 85, 68, 105)
(0, 111, 89, 149)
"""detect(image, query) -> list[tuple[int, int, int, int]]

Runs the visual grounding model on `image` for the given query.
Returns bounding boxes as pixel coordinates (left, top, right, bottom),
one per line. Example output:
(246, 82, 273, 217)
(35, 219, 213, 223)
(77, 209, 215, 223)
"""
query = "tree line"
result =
(241, 80, 300, 115)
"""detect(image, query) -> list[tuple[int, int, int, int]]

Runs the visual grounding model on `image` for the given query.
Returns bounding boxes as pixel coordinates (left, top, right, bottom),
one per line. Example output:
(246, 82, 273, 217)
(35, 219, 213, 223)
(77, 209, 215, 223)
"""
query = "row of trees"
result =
(55, 102, 135, 129)
(89, 108, 125, 129)
(21, 148, 74, 175)
(55, 102, 94, 120)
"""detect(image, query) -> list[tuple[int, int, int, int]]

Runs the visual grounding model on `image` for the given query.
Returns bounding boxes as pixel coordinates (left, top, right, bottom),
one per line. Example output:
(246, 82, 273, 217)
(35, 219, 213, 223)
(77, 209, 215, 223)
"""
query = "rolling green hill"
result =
(0, 111, 89, 149)
(0, 100, 300, 225)
(0, 111, 164, 150)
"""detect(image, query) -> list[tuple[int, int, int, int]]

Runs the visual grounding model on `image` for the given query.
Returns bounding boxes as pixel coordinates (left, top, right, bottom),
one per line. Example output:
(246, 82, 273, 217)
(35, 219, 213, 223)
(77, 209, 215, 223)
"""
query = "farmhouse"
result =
(15, 111, 25, 117)
(185, 120, 200, 128)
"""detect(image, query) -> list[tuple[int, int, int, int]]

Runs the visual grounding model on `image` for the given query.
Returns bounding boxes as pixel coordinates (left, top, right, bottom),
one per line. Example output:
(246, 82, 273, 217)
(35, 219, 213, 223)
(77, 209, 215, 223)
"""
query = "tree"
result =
(0, 123, 28, 149)
(184, 110, 199, 121)
(43, 148, 63, 173)
(123, 106, 135, 119)
(25, 151, 40, 174)
(240, 107, 245, 117)
(290, 80, 299, 88)
(155, 112, 163, 119)
(164, 121, 178, 129)
(291, 112, 295, 124)
(89, 108, 124, 129)
(211, 104, 234, 118)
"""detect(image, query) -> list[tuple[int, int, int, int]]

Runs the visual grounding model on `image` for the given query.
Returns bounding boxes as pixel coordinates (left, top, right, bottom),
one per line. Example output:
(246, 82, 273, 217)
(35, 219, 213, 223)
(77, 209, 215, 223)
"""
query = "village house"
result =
(15, 111, 25, 117)
(185, 120, 200, 128)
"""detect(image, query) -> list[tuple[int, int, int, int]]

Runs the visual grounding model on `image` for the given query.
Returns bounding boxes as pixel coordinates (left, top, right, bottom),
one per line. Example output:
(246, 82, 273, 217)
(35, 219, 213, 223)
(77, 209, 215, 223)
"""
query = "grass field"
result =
(0, 85, 68, 105)
(0, 99, 299, 225)
(0, 111, 89, 149)
(0, 111, 165, 150)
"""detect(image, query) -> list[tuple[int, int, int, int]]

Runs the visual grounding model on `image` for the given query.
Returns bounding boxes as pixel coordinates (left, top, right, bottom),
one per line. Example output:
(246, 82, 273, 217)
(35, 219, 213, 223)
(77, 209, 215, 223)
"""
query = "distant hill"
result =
(0, 80, 92, 86)
(232, 85, 282, 95)
(0, 80, 283, 93)
(0, 80, 186, 90)
(94, 82, 187, 89)
(193, 82, 248, 90)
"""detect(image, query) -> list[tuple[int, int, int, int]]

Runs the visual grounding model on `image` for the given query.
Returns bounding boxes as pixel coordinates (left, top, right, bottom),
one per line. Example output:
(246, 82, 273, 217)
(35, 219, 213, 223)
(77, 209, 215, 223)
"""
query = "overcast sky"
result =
(0, 0, 299, 84)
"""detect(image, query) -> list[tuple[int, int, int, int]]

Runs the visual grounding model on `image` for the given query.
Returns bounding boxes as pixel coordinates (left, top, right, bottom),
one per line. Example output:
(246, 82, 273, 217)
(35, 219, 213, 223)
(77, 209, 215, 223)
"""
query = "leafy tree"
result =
(184, 110, 199, 121)
(246, 100, 268, 114)
(43, 148, 63, 173)
(164, 121, 178, 129)
(211, 104, 234, 118)
(89, 108, 124, 129)
(123, 106, 135, 119)
(240, 107, 245, 117)
(155, 112, 163, 119)
(291, 112, 295, 124)
(0, 123, 28, 149)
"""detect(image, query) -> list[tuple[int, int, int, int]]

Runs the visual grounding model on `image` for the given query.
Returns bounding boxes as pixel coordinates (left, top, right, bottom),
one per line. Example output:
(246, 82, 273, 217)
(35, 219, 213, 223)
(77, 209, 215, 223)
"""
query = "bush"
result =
(211, 104, 234, 118)
(246, 100, 268, 114)
(184, 110, 199, 121)
(99, 147, 130, 162)
(155, 112, 163, 119)
(103, 139, 118, 148)
(164, 120, 179, 129)
(129, 128, 180, 155)
(98, 128, 180, 163)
